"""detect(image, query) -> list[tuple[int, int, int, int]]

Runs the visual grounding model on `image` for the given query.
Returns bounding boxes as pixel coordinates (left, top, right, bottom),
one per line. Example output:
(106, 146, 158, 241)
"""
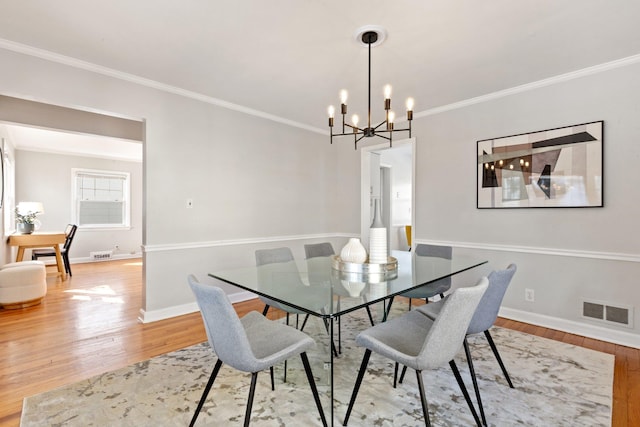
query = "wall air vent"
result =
(90, 250, 113, 261)
(581, 299, 633, 328)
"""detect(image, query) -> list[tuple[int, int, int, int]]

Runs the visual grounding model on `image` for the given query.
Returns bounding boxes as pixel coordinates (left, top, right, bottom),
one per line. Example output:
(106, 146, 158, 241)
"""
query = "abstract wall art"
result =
(477, 121, 603, 208)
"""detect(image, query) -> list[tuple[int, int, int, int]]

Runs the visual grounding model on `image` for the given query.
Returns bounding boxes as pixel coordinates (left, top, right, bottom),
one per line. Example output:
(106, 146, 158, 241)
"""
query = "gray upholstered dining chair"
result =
(256, 247, 310, 329)
(415, 263, 517, 426)
(342, 277, 489, 427)
(256, 247, 336, 380)
(400, 243, 452, 309)
(304, 242, 335, 259)
(187, 275, 327, 427)
(304, 242, 375, 354)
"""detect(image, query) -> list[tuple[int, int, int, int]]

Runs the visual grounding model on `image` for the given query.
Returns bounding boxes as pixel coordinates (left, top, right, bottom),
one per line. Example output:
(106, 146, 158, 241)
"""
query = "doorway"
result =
(360, 138, 415, 252)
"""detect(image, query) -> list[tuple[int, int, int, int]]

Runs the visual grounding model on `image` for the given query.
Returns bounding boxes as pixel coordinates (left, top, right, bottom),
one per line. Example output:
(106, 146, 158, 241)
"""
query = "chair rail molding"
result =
(143, 233, 358, 253)
(418, 240, 640, 263)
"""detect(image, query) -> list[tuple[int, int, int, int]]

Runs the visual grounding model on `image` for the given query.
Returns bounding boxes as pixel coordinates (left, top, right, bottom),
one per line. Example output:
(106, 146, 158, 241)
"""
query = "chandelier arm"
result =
(333, 130, 364, 137)
(372, 120, 388, 131)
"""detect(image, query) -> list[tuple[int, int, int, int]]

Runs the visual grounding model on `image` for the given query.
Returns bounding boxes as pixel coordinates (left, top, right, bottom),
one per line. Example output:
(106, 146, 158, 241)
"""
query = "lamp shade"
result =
(16, 202, 44, 215)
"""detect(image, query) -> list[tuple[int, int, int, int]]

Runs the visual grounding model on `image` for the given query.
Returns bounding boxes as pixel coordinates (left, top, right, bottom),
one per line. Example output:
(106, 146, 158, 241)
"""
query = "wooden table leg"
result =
(54, 246, 67, 280)
(16, 246, 25, 262)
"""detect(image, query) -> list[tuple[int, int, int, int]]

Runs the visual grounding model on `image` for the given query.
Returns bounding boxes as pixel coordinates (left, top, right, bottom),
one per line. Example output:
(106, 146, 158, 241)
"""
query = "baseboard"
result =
(499, 307, 640, 349)
(138, 302, 199, 323)
(139, 290, 257, 323)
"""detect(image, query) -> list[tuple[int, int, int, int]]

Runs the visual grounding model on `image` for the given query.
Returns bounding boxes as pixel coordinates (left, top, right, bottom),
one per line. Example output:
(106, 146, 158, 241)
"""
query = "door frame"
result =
(360, 137, 416, 251)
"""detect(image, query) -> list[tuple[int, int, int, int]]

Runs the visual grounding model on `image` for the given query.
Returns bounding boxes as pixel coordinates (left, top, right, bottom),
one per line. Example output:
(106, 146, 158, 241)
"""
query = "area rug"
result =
(21, 302, 613, 426)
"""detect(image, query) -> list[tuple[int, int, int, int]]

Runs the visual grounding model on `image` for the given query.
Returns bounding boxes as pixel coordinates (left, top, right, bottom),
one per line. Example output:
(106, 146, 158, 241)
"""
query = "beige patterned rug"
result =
(21, 302, 613, 426)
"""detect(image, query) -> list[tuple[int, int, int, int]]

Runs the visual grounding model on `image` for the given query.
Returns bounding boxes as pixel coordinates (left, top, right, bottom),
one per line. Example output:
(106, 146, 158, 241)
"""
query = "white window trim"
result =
(71, 168, 131, 230)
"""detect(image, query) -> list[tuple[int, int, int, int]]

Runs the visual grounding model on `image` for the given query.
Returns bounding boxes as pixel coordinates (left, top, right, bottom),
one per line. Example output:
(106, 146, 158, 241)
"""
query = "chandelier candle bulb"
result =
(387, 111, 395, 130)
(406, 97, 414, 111)
(340, 89, 348, 104)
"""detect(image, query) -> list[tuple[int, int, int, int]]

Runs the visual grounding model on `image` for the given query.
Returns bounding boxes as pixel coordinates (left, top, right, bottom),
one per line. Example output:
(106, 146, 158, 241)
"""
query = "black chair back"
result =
(63, 224, 78, 252)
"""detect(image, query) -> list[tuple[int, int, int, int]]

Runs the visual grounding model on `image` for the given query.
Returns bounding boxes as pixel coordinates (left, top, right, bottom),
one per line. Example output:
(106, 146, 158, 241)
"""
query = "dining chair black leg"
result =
(399, 364, 408, 384)
(244, 372, 259, 427)
(343, 349, 372, 426)
(270, 366, 275, 391)
(415, 370, 431, 427)
(300, 352, 328, 427)
(449, 360, 482, 427)
(463, 338, 487, 426)
(189, 359, 223, 427)
(383, 296, 395, 322)
(365, 306, 375, 326)
(393, 362, 399, 388)
(284, 360, 287, 383)
(338, 315, 342, 354)
(300, 314, 310, 331)
(63, 254, 72, 276)
(484, 330, 514, 388)
(262, 305, 270, 316)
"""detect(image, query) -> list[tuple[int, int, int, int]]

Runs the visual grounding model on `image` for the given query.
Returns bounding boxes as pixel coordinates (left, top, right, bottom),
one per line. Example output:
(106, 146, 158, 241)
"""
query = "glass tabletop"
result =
(209, 250, 487, 318)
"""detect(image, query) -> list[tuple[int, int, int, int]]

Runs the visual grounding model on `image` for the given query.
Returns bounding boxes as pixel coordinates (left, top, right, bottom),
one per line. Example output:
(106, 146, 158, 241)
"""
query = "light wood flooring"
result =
(0, 259, 637, 426)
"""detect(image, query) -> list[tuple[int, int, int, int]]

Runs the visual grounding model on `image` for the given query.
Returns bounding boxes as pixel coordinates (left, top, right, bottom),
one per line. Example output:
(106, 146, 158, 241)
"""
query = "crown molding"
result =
(3, 38, 640, 134)
(415, 53, 640, 119)
(0, 38, 327, 136)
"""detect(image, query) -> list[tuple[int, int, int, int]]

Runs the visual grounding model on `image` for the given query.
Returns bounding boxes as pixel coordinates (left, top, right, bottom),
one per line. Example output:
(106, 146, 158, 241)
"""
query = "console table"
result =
(7, 232, 67, 280)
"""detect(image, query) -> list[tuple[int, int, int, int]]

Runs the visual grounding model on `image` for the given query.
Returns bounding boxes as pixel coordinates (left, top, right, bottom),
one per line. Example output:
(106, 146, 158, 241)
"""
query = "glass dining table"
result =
(209, 250, 487, 426)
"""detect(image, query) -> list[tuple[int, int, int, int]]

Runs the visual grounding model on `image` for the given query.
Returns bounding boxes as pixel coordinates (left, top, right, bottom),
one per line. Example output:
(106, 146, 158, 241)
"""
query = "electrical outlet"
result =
(186, 198, 193, 208)
(525, 288, 535, 302)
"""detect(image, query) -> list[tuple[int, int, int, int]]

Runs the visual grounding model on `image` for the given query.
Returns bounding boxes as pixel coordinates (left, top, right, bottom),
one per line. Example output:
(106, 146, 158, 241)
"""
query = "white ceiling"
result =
(1, 1, 639, 155)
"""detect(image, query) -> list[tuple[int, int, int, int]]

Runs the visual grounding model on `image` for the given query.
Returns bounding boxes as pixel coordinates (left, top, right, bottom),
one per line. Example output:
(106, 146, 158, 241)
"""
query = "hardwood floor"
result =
(0, 259, 637, 426)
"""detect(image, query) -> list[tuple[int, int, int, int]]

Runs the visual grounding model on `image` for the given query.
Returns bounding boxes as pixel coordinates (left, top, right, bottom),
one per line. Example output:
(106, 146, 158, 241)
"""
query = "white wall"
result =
(13, 150, 143, 260)
(0, 47, 356, 321)
(1, 43, 638, 346)
(412, 61, 640, 345)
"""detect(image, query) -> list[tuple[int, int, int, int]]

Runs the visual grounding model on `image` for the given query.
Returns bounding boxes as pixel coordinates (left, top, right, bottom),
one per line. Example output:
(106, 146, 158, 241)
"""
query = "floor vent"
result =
(582, 299, 633, 328)
(90, 250, 113, 261)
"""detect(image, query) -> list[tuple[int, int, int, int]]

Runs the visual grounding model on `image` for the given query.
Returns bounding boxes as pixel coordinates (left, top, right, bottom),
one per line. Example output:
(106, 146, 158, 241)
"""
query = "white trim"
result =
(3, 37, 640, 134)
(0, 38, 326, 136)
(143, 233, 356, 253)
(142, 234, 639, 263)
(416, 239, 640, 263)
(138, 290, 257, 323)
(499, 306, 640, 349)
(228, 290, 259, 304)
(415, 54, 640, 118)
(36, 254, 142, 266)
(138, 302, 199, 323)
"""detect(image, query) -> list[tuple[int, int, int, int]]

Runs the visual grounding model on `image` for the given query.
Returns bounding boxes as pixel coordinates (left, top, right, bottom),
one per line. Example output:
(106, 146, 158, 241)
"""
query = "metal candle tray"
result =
(331, 255, 398, 275)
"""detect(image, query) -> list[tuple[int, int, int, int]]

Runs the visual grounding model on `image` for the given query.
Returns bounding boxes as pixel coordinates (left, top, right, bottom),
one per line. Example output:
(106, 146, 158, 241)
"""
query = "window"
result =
(72, 169, 130, 229)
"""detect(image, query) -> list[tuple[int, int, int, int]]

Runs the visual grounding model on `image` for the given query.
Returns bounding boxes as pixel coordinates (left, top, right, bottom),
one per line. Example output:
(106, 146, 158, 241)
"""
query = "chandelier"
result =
(328, 26, 414, 149)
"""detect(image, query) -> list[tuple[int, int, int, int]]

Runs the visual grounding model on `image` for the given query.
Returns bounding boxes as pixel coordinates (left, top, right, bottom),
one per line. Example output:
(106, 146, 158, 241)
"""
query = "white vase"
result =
(340, 238, 367, 264)
(369, 199, 388, 264)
